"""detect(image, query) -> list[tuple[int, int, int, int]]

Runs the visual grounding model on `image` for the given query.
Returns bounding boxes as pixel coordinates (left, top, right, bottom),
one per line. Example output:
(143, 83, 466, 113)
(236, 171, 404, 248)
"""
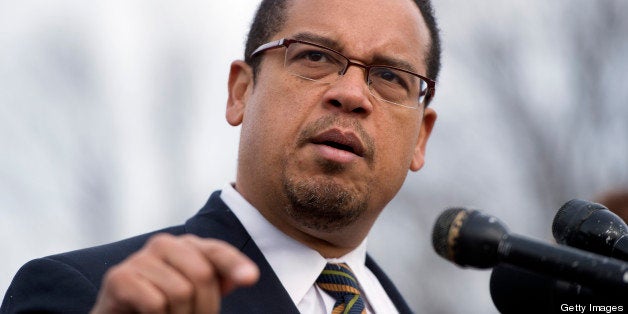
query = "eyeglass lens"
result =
(284, 41, 428, 108)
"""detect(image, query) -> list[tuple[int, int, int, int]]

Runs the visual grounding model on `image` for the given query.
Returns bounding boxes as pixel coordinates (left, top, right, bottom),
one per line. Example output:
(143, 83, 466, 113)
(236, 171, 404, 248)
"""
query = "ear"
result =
(226, 60, 254, 126)
(410, 107, 437, 171)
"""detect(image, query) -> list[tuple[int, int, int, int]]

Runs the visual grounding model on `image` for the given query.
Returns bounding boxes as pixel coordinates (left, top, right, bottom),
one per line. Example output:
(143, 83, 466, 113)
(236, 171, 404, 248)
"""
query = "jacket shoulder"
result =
(1, 225, 185, 313)
(55, 225, 186, 287)
(2, 257, 97, 313)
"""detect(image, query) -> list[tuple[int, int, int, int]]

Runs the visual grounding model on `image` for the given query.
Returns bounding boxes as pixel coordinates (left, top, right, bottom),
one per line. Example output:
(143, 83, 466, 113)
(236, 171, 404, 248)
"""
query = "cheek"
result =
(241, 80, 314, 159)
(376, 136, 413, 175)
(371, 133, 417, 199)
(373, 112, 421, 167)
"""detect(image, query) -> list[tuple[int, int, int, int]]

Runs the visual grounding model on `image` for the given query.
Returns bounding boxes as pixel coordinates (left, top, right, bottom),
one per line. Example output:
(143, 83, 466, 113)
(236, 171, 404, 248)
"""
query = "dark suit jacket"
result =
(1, 191, 412, 313)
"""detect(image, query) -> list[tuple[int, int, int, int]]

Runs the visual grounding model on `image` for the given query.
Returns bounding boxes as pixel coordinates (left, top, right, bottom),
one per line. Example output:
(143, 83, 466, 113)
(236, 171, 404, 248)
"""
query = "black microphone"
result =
(431, 207, 628, 292)
(489, 264, 623, 313)
(553, 199, 628, 261)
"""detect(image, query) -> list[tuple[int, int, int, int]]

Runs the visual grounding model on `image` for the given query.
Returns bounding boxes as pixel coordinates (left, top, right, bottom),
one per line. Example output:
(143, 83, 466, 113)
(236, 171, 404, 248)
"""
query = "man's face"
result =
(228, 0, 436, 239)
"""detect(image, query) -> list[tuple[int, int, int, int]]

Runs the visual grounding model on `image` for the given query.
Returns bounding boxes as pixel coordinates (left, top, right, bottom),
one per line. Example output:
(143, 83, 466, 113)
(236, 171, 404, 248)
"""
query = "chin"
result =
(280, 171, 371, 233)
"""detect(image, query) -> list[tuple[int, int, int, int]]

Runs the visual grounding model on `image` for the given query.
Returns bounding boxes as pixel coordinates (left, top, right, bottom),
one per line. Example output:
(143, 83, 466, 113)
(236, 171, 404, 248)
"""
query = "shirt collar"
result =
(220, 183, 368, 306)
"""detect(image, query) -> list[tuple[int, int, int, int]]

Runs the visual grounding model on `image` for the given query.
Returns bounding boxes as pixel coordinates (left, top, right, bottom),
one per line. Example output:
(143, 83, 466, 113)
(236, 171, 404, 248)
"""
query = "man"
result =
(596, 189, 628, 222)
(2, 0, 440, 312)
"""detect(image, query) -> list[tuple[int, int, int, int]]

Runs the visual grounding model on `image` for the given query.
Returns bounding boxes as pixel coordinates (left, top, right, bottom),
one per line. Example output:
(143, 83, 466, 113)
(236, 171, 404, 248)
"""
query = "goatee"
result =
(282, 175, 370, 232)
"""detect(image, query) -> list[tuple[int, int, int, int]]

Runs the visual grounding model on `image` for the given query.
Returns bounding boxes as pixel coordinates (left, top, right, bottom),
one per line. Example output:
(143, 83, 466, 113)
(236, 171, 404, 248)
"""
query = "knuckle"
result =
(169, 281, 194, 304)
(204, 239, 232, 256)
(147, 233, 175, 249)
(140, 296, 168, 313)
(191, 265, 216, 285)
(101, 266, 137, 301)
(103, 264, 131, 286)
(207, 238, 229, 248)
(179, 234, 199, 242)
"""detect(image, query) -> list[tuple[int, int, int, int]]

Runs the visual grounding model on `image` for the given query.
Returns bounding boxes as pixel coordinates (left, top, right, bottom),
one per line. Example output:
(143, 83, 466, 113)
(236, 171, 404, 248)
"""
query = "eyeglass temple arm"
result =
(423, 87, 436, 106)
(250, 39, 287, 57)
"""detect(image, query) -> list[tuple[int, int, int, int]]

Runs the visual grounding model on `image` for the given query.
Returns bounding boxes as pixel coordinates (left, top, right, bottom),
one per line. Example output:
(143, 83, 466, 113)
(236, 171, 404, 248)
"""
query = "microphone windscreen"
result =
(552, 199, 602, 244)
(431, 207, 466, 260)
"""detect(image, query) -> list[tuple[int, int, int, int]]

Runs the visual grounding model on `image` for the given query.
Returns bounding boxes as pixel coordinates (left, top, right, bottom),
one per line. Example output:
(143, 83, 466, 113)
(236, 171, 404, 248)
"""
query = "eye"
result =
(377, 69, 400, 82)
(296, 49, 333, 63)
(307, 51, 326, 62)
(371, 68, 409, 90)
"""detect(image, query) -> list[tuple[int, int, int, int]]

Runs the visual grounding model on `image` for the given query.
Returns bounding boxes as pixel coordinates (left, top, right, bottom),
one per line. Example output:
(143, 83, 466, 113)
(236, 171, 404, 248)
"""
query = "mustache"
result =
(297, 115, 376, 163)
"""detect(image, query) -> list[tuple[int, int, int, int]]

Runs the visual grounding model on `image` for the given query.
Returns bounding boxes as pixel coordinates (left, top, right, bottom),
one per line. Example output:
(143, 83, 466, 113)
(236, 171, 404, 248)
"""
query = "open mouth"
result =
(320, 141, 357, 154)
(310, 129, 365, 158)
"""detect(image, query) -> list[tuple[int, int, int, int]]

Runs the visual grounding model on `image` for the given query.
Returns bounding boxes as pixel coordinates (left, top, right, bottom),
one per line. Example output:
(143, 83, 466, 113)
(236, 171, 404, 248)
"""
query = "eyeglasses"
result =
(250, 38, 436, 109)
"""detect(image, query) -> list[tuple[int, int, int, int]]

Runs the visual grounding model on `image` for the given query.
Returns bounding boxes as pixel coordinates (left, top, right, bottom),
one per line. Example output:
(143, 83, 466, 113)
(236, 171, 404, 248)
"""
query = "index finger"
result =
(183, 237, 260, 294)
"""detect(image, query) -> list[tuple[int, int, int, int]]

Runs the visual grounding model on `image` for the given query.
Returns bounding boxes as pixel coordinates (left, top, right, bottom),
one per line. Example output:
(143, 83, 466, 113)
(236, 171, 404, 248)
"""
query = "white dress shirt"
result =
(220, 183, 399, 314)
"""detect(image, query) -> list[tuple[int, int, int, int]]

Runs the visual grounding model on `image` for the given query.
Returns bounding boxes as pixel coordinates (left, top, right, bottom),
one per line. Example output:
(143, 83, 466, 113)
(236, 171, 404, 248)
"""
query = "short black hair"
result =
(244, 0, 442, 81)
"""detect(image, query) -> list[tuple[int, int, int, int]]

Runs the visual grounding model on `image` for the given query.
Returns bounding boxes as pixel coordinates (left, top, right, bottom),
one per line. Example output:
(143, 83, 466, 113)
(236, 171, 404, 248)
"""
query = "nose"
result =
(321, 65, 374, 115)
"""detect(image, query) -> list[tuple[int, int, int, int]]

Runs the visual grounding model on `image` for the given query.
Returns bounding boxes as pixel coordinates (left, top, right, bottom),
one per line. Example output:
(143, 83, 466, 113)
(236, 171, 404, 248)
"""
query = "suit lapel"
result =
(185, 191, 412, 313)
(366, 255, 413, 314)
(184, 191, 299, 314)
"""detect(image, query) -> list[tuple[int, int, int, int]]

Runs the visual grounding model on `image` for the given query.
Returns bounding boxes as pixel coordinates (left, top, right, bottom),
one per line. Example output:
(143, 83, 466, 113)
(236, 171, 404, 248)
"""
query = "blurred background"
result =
(2, 0, 627, 312)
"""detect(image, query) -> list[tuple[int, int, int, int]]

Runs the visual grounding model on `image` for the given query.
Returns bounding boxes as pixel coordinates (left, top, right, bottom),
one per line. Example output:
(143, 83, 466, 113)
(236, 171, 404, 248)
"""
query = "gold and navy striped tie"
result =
(316, 263, 366, 314)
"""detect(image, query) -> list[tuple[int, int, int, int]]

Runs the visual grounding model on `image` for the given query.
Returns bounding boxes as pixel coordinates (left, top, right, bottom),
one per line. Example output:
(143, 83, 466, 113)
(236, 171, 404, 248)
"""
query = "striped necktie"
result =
(316, 263, 367, 314)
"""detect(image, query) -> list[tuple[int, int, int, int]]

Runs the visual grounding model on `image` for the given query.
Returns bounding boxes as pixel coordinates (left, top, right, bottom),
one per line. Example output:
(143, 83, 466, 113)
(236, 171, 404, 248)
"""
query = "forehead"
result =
(278, 0, 430, 73)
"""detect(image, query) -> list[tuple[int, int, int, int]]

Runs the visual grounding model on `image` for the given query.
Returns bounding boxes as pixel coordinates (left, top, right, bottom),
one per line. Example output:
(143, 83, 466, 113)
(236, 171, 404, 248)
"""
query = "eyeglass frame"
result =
(249, 38, 436, 109)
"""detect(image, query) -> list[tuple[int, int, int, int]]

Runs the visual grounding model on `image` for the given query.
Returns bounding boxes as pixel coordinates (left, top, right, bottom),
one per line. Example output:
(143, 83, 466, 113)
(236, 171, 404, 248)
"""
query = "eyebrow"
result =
(290, 32, 420, 74)
(292, 32, 344, 51)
